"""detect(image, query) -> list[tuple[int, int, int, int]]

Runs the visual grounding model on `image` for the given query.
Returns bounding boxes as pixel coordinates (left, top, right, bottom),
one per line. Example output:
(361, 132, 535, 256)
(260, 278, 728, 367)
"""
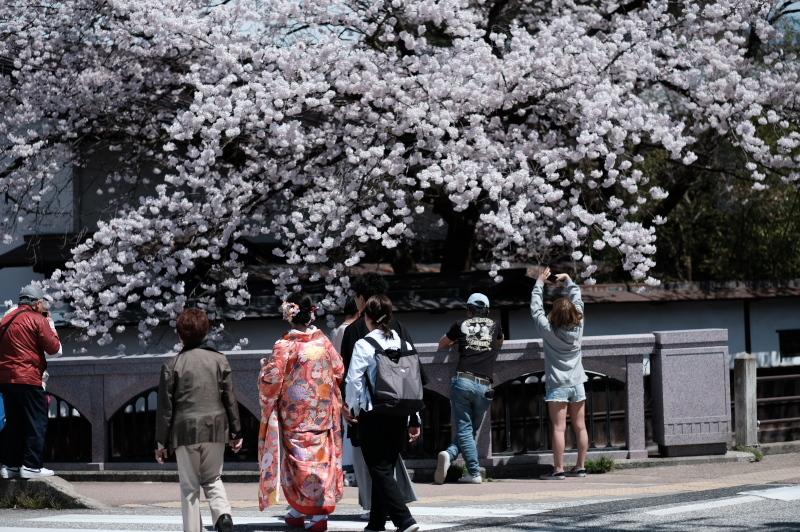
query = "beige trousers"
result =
(175, 442, 231, 532)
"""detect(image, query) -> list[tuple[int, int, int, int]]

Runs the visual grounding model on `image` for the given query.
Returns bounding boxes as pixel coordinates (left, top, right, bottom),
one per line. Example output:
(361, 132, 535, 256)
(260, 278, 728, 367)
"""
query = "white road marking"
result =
(738, 485, 800, 501)
(23, 514, 463, 530)
(7, 530, 458, 532)
(1, 529, 173, 532)
(29, 515, 188, 523)
(408, 506, 549, 517)
(26, 505, 547, 524)
(10, 523, 459, 531)
(646, 495, 763, 516)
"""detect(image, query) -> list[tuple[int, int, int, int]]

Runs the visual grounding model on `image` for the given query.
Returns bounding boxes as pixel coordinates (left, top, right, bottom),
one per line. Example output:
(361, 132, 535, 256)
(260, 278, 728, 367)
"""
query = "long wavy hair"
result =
(547, 297, 584, 329)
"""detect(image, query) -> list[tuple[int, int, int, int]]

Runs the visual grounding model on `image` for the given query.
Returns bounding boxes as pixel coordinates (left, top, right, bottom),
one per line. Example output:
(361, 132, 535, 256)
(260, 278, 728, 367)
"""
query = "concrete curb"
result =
(56, 451, 759, 483)
(413, 451, 755, 481)
(56, 440, 800, 483)
(0, 476, 109, 509)
(759, 441, 800, 455)
(613, 451, 755, 470)
(59, 470, 259, 483)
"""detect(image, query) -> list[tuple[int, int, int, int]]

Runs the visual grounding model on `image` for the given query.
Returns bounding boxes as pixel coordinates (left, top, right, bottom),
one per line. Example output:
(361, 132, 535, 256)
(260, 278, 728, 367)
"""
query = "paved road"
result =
(1, 453, 799, 531)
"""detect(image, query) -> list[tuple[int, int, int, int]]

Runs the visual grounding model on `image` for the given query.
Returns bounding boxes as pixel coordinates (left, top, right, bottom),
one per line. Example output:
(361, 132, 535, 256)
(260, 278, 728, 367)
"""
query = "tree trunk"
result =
(439, 204, 480, 272)
(390, 243, 419, 274)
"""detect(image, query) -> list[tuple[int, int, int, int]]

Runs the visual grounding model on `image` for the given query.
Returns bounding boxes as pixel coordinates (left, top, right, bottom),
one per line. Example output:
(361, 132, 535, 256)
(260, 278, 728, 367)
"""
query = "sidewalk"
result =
(64, 450, 800, 510)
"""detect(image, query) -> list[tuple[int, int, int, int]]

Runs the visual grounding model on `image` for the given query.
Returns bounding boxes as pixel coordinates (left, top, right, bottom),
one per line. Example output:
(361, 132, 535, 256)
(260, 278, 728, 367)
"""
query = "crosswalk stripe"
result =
(408, 507, 549, 517)
(21, 512, 479, 530)
(0, 521, 463, 532)
(2, 529, 174, 532)
(26, 506, 547, 524)
(13, 521, 461, 532)
(645, 495, 763, 516)
(738, 485, 800, 501)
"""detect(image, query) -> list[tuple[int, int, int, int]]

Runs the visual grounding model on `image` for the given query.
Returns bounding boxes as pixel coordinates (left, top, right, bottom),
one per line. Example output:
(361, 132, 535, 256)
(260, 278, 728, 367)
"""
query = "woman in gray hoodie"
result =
(530, 267, 589, 480)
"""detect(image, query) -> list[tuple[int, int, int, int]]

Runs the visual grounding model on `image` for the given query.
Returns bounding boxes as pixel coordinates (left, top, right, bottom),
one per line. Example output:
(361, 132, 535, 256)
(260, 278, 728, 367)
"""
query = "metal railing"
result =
(403, 390, 452, 459)
(108, 388, 159, 461)
(106, 386, 263, 462)
(490, 372, 627, 455)
(45, 394, 93, 462)
(753, 373, 800, 441)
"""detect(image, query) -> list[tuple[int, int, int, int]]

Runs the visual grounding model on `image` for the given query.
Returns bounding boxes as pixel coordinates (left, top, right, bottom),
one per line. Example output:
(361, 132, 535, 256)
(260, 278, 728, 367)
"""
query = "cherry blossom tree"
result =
(1, 0, 799, 347)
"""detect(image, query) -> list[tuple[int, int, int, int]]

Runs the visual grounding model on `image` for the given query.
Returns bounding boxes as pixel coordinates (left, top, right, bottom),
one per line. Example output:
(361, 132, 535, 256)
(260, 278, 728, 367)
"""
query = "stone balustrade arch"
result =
(42, 329, 731, 468)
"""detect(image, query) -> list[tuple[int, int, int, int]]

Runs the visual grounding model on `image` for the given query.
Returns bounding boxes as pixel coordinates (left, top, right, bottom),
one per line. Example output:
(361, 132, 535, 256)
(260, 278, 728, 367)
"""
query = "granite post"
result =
(625, 354, 647, 458)
(734, 353, 758, 448)
(650, 329, 732, 457)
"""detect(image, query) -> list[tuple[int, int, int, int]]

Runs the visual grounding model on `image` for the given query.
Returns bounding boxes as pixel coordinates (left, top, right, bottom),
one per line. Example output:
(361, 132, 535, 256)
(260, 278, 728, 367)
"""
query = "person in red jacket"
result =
(0, 284, 62, 479)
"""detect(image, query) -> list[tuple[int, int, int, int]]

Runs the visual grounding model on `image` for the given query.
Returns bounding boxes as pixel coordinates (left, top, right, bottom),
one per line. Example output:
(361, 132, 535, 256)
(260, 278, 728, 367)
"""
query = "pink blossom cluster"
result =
(0, 0, 798, 348)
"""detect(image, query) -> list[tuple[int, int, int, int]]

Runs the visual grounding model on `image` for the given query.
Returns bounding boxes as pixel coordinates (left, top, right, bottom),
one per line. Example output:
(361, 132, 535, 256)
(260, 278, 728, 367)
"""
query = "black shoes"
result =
(397, 519, 420, 532)
(215, 513, 234, 532)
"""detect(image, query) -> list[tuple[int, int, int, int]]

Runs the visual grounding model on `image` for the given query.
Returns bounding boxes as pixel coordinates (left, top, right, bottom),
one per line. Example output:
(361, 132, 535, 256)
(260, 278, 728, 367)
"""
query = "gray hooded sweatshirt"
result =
(530, 279, 587, 389)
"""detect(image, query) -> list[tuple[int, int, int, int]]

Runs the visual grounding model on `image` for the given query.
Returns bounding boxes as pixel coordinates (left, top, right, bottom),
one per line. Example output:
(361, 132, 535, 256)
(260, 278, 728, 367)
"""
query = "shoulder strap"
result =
(0, 308, 34, 347)
(399, 338, 416, 355)
(363, 336, 384, 354)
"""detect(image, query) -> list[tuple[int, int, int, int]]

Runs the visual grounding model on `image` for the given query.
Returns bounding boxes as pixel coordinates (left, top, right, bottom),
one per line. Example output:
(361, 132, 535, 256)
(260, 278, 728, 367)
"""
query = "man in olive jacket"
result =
(155, 309, 243, 532)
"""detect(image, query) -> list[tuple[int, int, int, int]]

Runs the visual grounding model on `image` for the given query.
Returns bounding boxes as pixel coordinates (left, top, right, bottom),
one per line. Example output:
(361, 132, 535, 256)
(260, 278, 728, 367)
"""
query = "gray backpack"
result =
(363, 337, 425, 416)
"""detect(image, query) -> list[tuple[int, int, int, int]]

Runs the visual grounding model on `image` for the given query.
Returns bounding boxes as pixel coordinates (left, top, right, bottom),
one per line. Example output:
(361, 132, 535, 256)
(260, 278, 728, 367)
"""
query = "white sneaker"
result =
(434, 451, 450, 485)
(457, 474, 482, 484)
(1, 465, 20, 479)
(344, 472, 357, 487)
(360, 511, 370, 520)
(20, 466, 55, 478)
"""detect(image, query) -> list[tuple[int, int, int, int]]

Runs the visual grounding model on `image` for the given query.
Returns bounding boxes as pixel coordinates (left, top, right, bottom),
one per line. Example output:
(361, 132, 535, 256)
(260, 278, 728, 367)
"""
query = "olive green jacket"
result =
(155, 346, 242, 451)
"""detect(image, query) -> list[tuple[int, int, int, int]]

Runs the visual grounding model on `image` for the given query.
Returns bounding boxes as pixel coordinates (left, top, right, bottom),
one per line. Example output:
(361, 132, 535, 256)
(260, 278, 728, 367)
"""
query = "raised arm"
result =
(38, 316, 61, 357)
(565, 278, 584, 313)
(530, 267, 553, 333)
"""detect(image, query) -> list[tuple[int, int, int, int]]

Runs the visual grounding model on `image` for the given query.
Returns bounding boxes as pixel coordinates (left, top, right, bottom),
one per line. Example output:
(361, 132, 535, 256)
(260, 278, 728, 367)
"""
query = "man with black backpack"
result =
(434, 293, 504, 485)
(345, 294, 423, 532)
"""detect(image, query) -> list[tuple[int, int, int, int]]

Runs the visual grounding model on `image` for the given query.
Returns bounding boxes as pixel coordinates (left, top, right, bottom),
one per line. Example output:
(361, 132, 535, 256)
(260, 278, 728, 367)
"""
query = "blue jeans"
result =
(445, 377, 492, 477)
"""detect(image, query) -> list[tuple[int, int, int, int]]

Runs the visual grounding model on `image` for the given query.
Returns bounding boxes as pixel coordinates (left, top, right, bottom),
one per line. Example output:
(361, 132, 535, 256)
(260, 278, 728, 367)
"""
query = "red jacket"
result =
(0, 306, 61, 386)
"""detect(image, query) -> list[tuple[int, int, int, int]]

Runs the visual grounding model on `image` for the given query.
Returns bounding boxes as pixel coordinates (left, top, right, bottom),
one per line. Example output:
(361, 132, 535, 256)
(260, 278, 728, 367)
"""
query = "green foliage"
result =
(584, 456, 615, 474)
(730, 444, 764, 462)
(0, 492, 64, 510)
(589, 124, 800, 284)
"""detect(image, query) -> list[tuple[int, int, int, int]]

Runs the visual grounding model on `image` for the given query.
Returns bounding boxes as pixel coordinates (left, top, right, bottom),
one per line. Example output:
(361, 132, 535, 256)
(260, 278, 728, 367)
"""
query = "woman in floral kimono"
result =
(258, 292, 345, 532)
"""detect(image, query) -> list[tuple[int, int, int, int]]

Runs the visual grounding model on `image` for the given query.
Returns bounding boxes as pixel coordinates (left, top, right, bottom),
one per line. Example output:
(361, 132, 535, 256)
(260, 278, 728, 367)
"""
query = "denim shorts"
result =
(545, 384, 586, 403)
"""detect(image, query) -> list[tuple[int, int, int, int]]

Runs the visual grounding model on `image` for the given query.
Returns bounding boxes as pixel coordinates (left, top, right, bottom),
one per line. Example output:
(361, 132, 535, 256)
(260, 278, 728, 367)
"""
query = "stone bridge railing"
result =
(46, 329, 730, 469)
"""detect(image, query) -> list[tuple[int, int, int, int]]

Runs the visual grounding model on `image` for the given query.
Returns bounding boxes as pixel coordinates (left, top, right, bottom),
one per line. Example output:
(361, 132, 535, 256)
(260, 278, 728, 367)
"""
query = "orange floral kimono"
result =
(258, 327, 345, 514)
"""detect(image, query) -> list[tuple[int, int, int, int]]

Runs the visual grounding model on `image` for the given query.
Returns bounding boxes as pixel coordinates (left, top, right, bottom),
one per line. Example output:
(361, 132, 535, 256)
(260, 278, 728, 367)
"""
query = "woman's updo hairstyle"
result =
(281, 291, 317, 327)
(363, 294, 393, 339)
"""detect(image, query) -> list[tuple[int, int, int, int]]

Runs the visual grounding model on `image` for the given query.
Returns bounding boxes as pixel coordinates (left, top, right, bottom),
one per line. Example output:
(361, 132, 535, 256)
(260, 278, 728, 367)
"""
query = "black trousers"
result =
(0, 383, 48, 469)
(358, 410, 413, 530)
